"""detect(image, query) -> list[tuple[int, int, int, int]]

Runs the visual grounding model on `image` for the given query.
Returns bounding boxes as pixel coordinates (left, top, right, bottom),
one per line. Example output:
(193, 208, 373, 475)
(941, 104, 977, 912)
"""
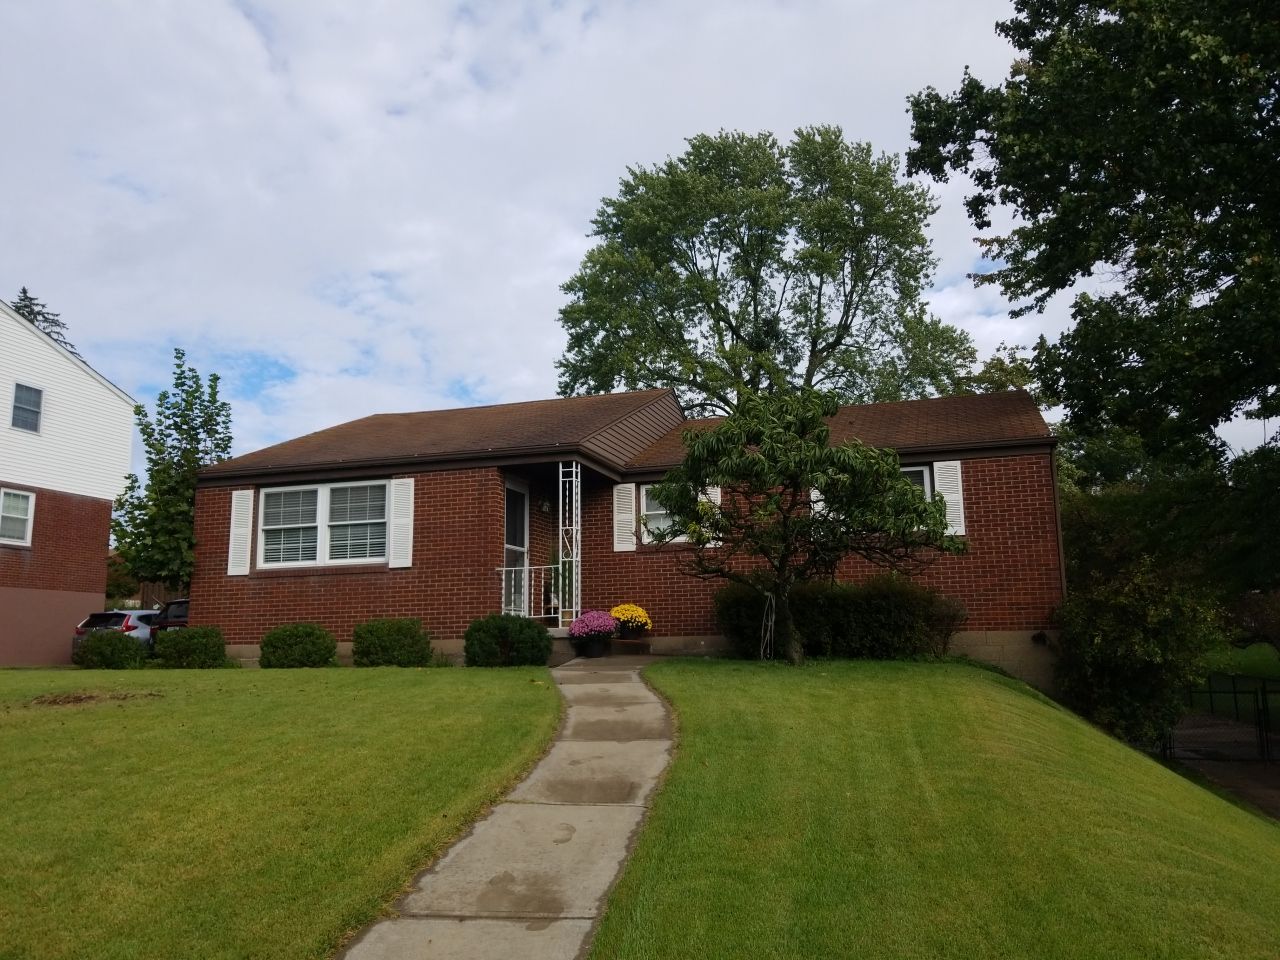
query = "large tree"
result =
(558, 126, 976, 416)
(647, 389, 961, 662)
(907, 0, 1279, 443)
(113, 349, 232, 589)
(10, 287, 80, 358)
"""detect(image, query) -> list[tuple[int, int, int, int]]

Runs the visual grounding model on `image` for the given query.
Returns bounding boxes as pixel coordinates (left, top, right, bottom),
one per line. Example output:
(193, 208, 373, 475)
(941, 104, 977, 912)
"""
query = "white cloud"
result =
(2, 0, 1039, 467)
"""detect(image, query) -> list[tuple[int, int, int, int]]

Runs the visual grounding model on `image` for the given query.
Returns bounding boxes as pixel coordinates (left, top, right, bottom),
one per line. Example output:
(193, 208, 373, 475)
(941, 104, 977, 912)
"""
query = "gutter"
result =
(621, 434, 1059, 479)
(197, 444, 625, 487)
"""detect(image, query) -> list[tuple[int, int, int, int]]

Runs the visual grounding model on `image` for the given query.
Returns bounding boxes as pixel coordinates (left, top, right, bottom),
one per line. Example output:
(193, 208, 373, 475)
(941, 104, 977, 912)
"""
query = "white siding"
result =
(0, 304, 134, 502)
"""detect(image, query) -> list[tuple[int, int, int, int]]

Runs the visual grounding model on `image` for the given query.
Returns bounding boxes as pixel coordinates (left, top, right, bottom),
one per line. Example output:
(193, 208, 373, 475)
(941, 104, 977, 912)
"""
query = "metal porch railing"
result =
(496, 564, 565, 624)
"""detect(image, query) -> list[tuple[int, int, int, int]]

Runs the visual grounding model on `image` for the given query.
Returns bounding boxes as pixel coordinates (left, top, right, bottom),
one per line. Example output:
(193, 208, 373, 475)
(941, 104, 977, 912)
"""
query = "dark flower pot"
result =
(573, 635, 612, 659)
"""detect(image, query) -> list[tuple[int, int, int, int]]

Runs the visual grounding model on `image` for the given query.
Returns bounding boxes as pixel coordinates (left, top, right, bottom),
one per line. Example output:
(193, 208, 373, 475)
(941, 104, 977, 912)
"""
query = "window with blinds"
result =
(327, 484, 387, 561)
(257, 483, 388, 567)
(261, 489, 318, 564)
(11, 384, 43, 432)
(0, 489, 34, 545)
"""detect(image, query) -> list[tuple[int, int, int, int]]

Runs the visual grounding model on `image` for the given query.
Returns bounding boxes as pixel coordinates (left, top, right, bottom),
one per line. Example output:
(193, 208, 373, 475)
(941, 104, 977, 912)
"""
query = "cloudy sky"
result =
(5, 0, 1228, 467)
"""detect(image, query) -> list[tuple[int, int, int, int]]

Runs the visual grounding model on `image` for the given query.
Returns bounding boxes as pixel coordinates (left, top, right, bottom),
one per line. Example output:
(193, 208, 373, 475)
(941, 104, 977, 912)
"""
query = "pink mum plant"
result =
(569, 610, 618, 640)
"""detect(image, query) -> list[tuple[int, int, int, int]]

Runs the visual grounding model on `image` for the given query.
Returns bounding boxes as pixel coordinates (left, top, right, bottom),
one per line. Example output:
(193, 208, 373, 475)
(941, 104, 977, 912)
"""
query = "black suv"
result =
(152, 598, 190, 633)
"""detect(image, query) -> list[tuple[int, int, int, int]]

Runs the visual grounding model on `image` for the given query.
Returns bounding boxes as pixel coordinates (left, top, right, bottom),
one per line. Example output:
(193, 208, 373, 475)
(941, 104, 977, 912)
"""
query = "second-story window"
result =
(11, 384, 43, 432)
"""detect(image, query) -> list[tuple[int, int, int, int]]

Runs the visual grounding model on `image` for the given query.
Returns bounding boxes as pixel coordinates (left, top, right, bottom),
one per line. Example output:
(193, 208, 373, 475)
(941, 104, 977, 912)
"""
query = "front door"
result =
(503, 483, 529, 615)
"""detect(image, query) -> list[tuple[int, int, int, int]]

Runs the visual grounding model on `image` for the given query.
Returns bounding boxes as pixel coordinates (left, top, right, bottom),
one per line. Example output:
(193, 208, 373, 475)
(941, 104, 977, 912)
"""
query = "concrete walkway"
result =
(342, 656, 670, 960)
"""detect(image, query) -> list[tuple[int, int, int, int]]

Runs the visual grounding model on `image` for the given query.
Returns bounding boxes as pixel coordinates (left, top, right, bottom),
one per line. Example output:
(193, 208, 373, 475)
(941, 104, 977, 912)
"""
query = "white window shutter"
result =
(613, 483, 637, 552)
(227, 489, 254, 576)
(702, 485, 721, 505)
(933, 461, 966, 536)
(388, 478, 415, 568)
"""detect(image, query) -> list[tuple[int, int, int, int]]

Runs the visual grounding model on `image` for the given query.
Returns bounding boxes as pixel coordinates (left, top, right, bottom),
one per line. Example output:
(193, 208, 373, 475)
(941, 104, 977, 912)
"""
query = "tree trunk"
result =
(775, 586, 804, 665)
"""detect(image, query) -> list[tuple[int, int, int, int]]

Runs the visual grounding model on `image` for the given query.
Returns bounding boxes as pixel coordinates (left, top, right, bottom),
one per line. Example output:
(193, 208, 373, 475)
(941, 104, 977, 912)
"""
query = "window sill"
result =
(252, 563, 390, 578)
(636, 540, 703, 553)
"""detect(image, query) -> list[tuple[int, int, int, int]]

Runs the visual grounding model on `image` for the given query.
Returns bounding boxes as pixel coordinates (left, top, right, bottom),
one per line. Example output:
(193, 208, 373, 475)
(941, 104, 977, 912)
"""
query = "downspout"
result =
(1049, 449, 1068, 602)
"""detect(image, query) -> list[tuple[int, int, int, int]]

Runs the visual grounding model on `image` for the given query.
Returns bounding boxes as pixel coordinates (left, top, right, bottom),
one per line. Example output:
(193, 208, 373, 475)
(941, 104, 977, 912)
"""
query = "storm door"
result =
(503, 483, 529, 615)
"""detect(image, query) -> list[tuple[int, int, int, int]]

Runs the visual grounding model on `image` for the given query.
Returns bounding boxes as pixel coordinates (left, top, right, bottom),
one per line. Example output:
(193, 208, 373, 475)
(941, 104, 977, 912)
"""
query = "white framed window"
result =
(11, 383, 42, 432)
(0, 488, 35, 546)
(639, 483, 679, 543)
(636, 483, 720, 544)
(257, 482, 388, 568)
(900, 465, 933, 499)
(812, 466, 933, 517)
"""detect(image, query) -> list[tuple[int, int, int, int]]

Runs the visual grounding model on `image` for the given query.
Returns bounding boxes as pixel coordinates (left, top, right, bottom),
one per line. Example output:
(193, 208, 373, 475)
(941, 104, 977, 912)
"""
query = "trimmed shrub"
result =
(714, 577, 966, 661)
(1055, 558, 1227, 744)
(72, 629, 145, 669)
(828, 576, 966, 659)
(154, 626, 227, 668)
(352, 618, 434, 667)
(259, 623, 337, 668)
(464, 614, 552, 667)
(713, 584, 767, 659)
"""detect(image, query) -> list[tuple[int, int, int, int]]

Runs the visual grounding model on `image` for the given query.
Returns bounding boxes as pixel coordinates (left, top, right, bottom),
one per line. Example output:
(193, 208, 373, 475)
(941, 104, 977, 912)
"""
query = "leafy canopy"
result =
(10, 287, 79, 358)
(908, 0, 1280, 441)
(558, 126, 976, 416)
(648, 389, 961, 660)
(1056, 557, 1226, 745)
(113, 349, 232, 589)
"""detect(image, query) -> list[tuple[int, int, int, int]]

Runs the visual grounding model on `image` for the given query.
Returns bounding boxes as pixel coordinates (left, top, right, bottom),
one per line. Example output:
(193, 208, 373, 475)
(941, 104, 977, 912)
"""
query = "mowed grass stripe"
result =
(0, 668, 559, 960)
(591, 660, 1280, 960)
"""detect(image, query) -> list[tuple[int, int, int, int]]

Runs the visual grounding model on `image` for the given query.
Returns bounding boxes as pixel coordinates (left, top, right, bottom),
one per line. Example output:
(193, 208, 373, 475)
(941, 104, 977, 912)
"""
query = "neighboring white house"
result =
(0, 299, 135, 664)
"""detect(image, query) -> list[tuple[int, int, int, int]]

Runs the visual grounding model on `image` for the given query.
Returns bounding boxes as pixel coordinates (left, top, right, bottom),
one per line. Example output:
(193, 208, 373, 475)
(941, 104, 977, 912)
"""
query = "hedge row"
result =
(71, 627, 234, 670)
(73, 614, 544, 669)
(714, 576, 967, 660)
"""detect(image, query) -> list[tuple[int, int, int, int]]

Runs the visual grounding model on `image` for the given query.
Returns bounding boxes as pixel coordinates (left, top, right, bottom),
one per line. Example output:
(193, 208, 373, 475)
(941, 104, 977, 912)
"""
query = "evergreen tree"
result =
(10, 287, 80, 359)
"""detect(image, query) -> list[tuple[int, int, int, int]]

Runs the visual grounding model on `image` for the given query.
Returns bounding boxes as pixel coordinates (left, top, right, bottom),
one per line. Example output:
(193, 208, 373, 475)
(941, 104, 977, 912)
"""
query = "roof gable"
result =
(0, 300, 136, 406)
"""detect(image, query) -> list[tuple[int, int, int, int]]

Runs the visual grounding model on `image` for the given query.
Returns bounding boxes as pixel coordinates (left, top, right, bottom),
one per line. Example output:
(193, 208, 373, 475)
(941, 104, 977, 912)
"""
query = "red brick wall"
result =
(189, 453, 1063, 653)
(190, 468, 508, 649)
(580, 453, 1063, 636)
(0, 481, 110, 594)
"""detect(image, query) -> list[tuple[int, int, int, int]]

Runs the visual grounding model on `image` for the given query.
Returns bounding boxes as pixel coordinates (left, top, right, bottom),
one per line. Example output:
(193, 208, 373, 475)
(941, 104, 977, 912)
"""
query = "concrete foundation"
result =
(226, 628, 1058, 690)
(949, 629, 1057, 690)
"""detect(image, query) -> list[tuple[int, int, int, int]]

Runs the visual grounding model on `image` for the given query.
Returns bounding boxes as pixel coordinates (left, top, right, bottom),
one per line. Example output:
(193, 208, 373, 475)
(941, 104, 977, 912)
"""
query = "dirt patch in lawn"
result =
(29, 691, 164, 707)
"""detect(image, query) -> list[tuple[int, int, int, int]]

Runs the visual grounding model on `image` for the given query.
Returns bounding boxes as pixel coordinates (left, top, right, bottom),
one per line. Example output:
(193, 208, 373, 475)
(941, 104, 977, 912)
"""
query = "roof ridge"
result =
(363, 387, 671, 420)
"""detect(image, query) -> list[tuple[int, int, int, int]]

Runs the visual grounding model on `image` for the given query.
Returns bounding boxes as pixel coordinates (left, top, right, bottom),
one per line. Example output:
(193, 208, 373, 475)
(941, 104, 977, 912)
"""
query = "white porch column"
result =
(558, 460, 582, 626)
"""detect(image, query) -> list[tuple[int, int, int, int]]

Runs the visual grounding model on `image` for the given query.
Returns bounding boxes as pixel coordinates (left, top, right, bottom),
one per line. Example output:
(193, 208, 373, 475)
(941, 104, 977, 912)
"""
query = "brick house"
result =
(0, 301, 135, 665)
(191, 387, 1064, 685)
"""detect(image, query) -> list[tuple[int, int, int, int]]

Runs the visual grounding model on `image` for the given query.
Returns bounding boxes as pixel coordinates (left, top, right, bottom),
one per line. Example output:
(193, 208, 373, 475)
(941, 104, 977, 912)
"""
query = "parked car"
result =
(152, 598, 190, 633)
(72, 610, 159, 654)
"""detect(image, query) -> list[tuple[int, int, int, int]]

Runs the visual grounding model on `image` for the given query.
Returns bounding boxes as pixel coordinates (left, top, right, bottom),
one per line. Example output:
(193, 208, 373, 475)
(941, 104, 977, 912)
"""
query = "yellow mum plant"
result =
(610, 603, 653, 633)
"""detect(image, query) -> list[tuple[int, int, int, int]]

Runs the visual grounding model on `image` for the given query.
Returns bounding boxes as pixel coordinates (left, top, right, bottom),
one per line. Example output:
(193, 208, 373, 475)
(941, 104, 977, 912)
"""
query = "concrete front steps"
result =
(342, 656, 670, 960)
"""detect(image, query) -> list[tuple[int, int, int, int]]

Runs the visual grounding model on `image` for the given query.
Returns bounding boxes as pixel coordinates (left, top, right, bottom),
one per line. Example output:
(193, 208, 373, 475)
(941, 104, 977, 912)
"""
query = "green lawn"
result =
(0, 668, 559, 960)
(1207, 642, 1280, 680)
(592, 660, 1280, 960)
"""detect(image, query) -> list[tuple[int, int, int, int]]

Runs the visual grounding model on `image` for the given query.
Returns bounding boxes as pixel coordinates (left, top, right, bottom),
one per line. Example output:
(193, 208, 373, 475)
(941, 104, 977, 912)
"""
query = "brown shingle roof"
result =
(624, 390, 1051, 470)
(201, 388, 1050, 482)
(201, 389, 680, 479)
